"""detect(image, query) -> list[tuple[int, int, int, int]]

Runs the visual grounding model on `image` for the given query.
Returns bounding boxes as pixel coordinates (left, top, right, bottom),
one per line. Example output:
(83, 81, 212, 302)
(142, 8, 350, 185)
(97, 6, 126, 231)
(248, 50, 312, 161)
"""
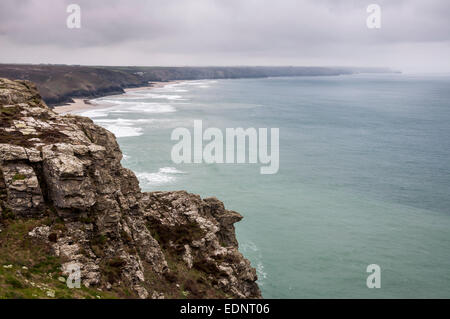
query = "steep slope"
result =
(0, 65, 147, 106)
(0, 78, 260, 299)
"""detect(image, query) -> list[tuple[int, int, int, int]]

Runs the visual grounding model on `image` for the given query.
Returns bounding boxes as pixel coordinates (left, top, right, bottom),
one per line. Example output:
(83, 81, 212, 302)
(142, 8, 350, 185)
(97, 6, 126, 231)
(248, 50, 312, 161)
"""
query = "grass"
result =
(0, 218, 119, 299)
(0, 106, 18, 116)
(0, 204, 15, 220)
(0, 105, 21, 129)
(0, 264, 118, 299)
(12, 173, 26, 181)
(0, 213, 233, 299)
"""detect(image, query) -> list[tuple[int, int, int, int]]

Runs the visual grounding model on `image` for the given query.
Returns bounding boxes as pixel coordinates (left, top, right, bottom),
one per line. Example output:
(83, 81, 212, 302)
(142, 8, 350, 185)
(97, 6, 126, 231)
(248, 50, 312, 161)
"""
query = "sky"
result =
(0, 0, 449, 73)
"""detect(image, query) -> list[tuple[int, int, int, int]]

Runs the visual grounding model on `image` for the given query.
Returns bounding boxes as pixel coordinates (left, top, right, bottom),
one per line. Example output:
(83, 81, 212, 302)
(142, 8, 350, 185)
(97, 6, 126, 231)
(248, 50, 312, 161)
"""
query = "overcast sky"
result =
(1, 0, 449, 73)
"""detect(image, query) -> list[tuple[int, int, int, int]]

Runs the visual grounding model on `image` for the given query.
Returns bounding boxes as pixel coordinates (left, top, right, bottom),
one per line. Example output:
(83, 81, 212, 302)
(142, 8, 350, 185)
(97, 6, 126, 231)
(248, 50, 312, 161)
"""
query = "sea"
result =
(76, 74, 450, 298)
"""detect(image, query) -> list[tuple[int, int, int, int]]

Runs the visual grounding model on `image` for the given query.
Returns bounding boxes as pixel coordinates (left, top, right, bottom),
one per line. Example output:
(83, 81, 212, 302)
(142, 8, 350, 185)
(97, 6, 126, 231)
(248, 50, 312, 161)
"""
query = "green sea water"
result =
(79, 74, 450, 298)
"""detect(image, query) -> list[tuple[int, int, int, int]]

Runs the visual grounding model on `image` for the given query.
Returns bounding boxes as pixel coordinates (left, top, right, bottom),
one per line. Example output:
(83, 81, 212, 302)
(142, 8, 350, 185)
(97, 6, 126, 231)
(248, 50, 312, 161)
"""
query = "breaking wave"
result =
(136, 167, 186, 186)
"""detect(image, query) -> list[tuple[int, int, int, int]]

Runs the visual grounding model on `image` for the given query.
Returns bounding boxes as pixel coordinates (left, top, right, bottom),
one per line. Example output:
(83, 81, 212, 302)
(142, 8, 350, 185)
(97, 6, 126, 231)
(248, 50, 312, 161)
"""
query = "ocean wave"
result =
(94, 118, 157, 125)
(127, 92, 186, 100)
(100, 124, 143, 138)
(256, 262, 268, 282)
(241, 241, 267, 284)
(92, 118, 148, 138)
(78, 108, 114, 118)
(95, 98, 129, 104)
(82, 102, 176, 115)
(89, 98, 176, 112)
(111, 102, 176, 114)
(154, 82, 191, 93)
(159, 84, 189, 93)
(183, 80, 217, 86)
(159, 167, 186, 174)
(137, 171, 176, 185)
(174, 80, 217, 89)
(241, 241, 259, 252)
(94, 117, 188, 131)
(136, 167, 186, 186)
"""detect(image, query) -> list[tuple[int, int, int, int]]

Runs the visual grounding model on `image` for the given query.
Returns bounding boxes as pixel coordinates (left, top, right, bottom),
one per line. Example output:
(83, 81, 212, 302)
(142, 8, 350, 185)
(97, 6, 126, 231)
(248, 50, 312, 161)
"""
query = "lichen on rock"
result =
(0, 78, 261, 299)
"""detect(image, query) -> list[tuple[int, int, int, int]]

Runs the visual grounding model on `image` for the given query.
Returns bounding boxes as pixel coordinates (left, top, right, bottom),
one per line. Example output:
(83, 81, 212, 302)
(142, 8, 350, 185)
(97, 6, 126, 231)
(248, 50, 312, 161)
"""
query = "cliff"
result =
(0, 65, 148, 106)
(0, 78, 261, 299)
(0, 64, 397, 106)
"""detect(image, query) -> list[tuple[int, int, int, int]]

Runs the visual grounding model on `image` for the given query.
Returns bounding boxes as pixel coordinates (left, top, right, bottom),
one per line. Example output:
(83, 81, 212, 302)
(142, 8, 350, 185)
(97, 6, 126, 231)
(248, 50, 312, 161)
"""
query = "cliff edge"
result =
(0, 78, 260, 299)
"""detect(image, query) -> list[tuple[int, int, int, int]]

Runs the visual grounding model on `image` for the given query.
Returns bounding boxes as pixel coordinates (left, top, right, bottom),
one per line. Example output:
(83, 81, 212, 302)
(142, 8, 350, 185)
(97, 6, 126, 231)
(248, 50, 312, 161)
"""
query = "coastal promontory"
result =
(0, 78, 261, 299)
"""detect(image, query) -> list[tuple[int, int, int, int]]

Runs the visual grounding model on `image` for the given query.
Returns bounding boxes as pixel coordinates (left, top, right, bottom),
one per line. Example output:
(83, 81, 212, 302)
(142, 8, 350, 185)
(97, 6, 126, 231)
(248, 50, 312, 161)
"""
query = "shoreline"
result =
(53, 81, 180, 114)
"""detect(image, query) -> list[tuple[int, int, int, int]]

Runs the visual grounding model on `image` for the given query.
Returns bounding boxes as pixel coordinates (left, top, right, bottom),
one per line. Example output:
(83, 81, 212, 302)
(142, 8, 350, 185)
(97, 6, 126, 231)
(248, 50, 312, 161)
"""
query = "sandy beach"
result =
(53, 81, 180, 114)
(52, 98, 102, 114)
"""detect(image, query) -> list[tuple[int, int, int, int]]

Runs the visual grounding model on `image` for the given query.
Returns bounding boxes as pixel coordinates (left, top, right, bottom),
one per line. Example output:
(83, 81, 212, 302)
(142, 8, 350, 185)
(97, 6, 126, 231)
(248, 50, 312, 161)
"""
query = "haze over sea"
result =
(78, 74, 450, 298)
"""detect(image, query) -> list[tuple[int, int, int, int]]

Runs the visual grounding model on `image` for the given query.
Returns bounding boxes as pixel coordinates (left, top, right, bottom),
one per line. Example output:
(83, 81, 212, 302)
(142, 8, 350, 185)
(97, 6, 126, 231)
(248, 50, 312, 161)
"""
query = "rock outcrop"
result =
(0, 78, 260, 299)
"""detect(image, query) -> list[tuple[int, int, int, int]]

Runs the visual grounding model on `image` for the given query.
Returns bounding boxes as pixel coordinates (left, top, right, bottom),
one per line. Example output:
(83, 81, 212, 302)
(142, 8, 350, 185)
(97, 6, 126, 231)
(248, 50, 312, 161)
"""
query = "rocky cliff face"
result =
(0, 78, 260, 299)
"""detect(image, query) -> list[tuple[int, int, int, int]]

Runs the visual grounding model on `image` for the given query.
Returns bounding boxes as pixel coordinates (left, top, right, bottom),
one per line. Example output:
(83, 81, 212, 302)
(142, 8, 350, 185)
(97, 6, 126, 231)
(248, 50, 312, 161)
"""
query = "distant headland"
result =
(0, 64, 398, 106)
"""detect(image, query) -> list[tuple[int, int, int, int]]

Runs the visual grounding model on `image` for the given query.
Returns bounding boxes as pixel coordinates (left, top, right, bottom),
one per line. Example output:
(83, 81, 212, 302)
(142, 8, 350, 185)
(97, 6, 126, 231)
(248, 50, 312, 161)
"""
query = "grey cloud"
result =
(0, 0, 449, 72)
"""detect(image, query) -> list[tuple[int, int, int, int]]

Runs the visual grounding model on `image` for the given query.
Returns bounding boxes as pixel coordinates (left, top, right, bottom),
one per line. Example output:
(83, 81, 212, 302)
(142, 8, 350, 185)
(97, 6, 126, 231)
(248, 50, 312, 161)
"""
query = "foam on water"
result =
(79, 108, 114, 118)
(110, 103, 176, 114)
(127, 92, 186, 100)
(79, 102, 176, 117)
(91, 118, 153, 138)
(183, 80, 217, 86)
(159, 167, 186, 174)
(158, 85, 189, 93)
(101, 125, 143, 138)
(241, 241, 266, 285)
(94, 118, 157, 125)
(136, 167, 186, 186)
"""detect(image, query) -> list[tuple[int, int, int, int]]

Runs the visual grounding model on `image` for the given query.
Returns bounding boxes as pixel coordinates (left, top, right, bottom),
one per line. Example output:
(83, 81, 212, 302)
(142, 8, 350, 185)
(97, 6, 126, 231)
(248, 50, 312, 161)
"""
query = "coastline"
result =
(53, 81, 180, 114)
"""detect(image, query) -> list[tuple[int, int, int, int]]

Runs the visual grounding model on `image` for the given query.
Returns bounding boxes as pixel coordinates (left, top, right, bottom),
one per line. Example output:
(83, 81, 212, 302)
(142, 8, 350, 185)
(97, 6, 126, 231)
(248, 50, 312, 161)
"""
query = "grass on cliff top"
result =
(11, 173, 26, 181)
(0, 105, 20, 128)
(0, 218, 117, 299)
(0, 106, 19, 117)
